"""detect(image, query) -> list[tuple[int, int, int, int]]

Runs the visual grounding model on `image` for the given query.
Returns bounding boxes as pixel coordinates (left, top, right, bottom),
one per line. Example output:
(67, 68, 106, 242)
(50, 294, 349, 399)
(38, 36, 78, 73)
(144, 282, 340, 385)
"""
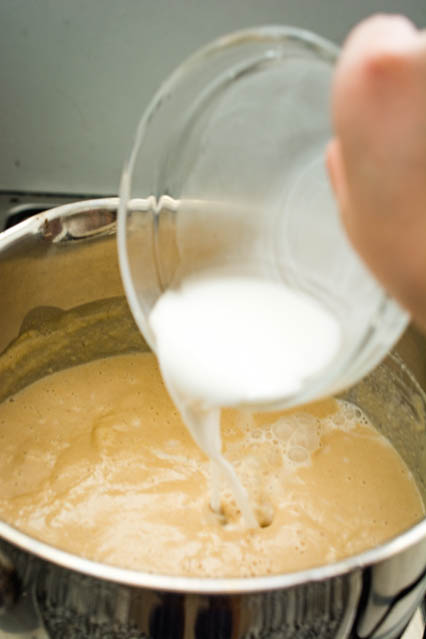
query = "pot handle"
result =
(0, 549, 18, 615)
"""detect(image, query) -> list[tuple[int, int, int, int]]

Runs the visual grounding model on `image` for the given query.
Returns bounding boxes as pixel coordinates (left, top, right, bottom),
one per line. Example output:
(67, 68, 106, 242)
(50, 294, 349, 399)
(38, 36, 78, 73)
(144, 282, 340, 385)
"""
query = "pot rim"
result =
(0, 518, 425, 593)
(0, 197, 425, 593)
(0, 196, 120, 244)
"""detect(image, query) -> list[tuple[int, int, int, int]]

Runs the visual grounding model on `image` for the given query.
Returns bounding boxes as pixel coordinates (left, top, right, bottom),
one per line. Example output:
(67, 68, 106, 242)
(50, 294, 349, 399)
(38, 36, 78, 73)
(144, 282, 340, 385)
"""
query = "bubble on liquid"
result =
(332, 399, 370, 431)
(287, 445, 309, 464)
(264, 445, 283, 467)
(272, 417, 296, 441)
(289, 424, 320, 452)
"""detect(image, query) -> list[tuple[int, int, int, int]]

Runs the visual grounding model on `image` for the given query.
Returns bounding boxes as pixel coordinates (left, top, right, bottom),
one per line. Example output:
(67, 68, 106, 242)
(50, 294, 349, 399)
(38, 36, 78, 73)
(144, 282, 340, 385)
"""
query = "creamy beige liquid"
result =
(0, 353, 423, 577)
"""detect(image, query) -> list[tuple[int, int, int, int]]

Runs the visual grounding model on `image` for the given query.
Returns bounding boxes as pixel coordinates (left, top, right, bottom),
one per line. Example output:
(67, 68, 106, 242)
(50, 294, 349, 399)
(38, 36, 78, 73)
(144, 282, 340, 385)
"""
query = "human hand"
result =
(327, 15, 426, 332)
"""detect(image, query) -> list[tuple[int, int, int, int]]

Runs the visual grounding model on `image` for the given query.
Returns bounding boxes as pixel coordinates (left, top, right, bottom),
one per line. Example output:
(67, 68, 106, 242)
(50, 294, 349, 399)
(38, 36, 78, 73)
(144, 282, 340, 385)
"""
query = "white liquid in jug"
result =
(150, 274, 341, 525)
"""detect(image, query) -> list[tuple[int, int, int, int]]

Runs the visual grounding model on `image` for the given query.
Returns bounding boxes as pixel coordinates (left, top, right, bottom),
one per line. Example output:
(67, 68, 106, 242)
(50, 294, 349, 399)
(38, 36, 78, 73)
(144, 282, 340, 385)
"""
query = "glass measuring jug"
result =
(117, 26, 408, 410)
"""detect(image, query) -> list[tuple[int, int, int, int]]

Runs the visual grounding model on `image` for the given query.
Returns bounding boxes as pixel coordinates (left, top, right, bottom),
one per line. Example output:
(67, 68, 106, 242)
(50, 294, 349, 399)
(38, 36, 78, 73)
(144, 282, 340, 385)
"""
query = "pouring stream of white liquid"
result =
(150, 274, 341, 527)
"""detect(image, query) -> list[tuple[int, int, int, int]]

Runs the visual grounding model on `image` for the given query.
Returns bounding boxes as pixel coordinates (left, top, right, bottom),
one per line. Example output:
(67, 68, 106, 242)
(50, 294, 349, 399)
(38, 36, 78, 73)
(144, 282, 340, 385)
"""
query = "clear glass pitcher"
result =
(117, 26, 408, 409)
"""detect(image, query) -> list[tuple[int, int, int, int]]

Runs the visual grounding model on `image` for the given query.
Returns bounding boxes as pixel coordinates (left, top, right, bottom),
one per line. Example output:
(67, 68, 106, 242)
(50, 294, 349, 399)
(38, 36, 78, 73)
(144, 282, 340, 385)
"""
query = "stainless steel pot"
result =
(0, 198, 425, 639)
